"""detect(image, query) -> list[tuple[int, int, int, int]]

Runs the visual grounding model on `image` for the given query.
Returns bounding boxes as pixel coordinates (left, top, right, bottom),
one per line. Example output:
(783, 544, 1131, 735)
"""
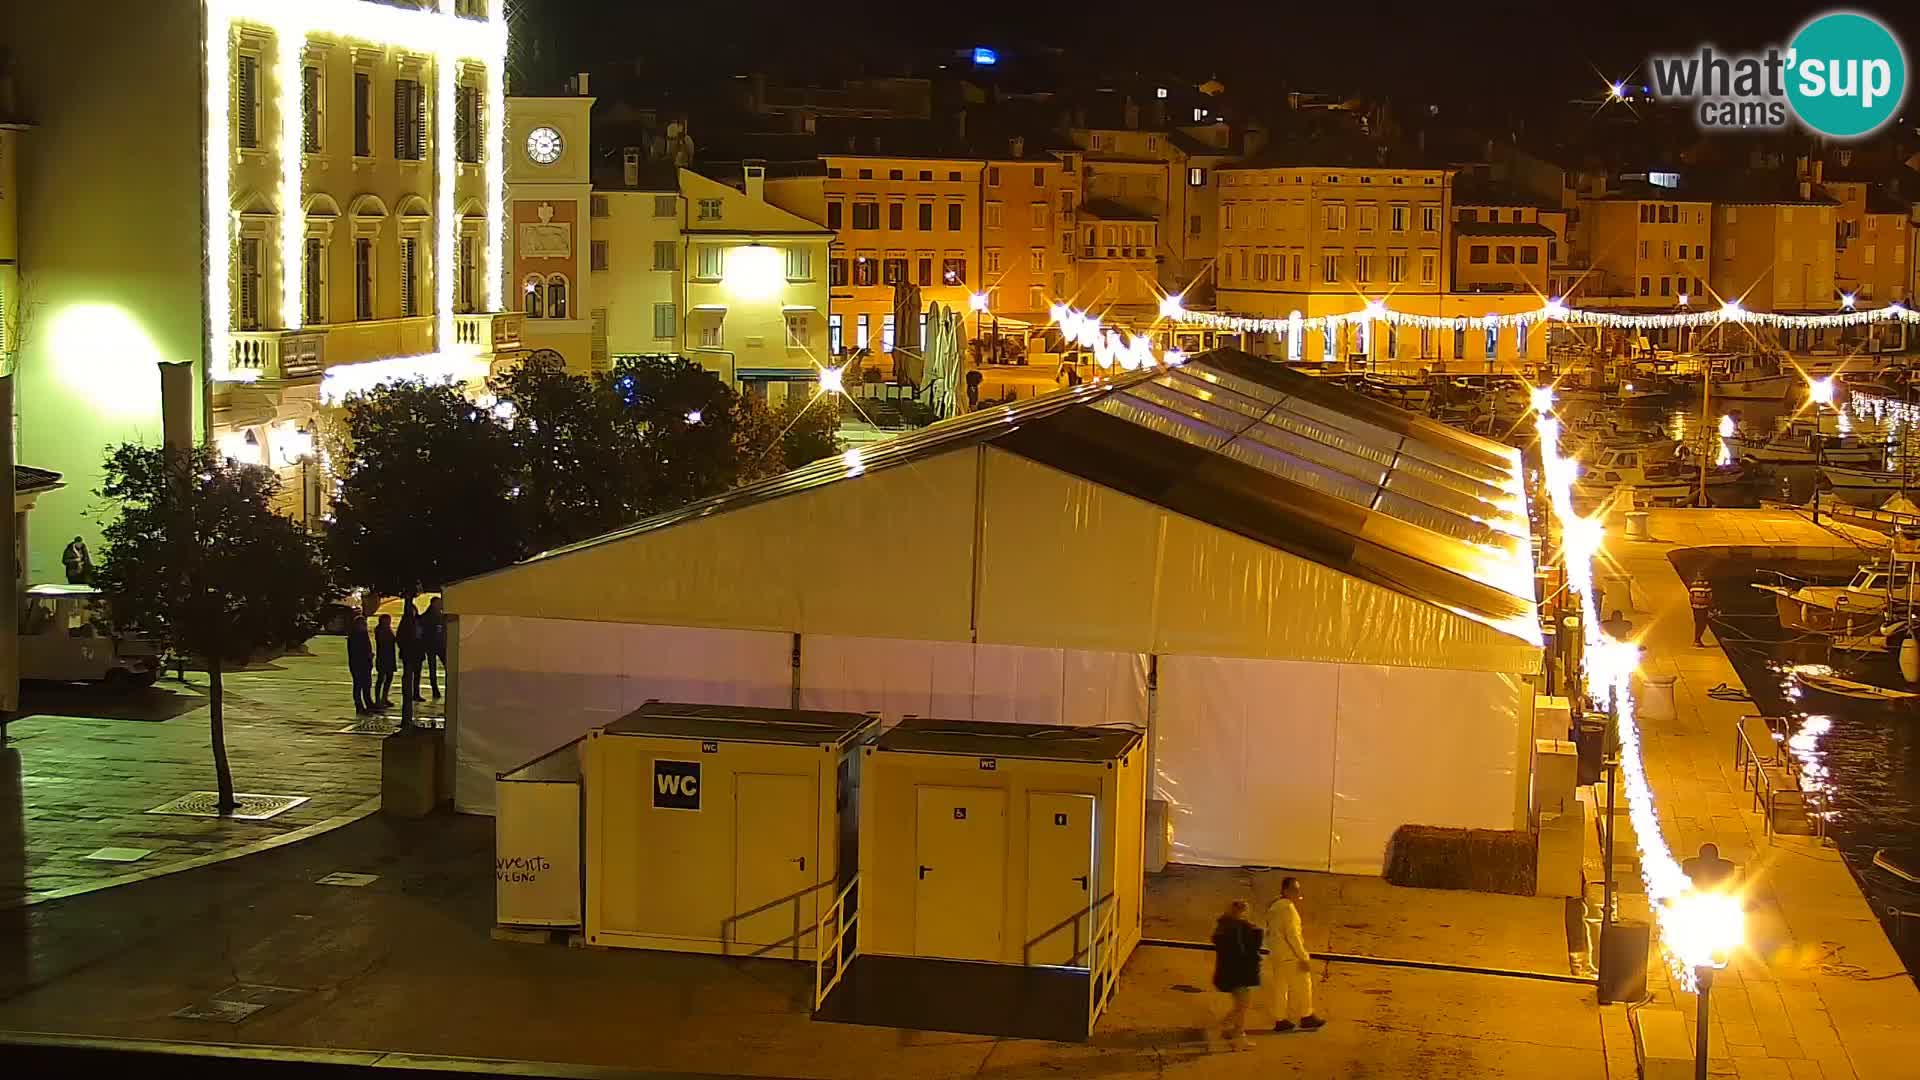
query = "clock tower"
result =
(506, 79, 596, 370)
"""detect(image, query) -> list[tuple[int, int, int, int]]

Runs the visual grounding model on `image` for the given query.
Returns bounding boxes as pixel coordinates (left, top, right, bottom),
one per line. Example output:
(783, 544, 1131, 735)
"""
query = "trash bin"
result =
(1634, 673, 1677, 723)
(1624, 511, 1650, 540)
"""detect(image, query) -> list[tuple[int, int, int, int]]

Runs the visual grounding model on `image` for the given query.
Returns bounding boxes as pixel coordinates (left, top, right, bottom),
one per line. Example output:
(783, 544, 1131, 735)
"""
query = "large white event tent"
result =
(444, 350, 1543, 874)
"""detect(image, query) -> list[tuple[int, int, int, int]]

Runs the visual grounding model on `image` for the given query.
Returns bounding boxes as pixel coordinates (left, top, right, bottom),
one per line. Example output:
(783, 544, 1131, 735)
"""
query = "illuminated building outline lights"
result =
(206, 0, 509, 383)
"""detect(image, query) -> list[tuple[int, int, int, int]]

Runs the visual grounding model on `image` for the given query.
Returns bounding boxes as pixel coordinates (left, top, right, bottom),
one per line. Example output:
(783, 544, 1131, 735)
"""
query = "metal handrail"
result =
(1086, 902, 1120, 1032)
(812, 875, 860, 1012)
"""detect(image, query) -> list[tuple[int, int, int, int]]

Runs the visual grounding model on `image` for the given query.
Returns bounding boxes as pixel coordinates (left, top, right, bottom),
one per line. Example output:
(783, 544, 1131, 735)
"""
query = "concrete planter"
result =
(382, 728, 444, 817)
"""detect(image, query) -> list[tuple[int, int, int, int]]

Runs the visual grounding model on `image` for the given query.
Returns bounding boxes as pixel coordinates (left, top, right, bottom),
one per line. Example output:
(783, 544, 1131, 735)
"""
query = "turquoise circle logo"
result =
(1786, 11, 1907, 138)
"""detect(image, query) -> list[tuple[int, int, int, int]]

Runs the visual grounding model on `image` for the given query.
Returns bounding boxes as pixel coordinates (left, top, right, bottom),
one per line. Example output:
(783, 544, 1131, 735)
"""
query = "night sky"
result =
(529, 0, 1920, 110)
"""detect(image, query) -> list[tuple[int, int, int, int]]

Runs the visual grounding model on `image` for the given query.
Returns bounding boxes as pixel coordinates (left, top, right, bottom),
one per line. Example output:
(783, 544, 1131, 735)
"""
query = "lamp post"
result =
(1695, 965, 1716, 1080)
(1667, 888, 1744, 1080)
(969, 291, 991, 366)
(1809, 377, 1835, 525)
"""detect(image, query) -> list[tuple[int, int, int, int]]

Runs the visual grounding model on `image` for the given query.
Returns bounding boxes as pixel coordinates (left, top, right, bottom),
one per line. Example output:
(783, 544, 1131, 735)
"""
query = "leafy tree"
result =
(735, 391, 844, 484)
(491, 355, 647, 552)
(607, 356, 746, 513)
(93, 445, 331, 812)
(328, 379, 523, 597)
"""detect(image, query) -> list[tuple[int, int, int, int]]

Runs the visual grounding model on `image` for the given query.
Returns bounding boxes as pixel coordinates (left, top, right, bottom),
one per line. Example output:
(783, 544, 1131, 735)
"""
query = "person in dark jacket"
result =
(1211, 899, 1264, 1045)
(423, 596, 447, 699)
(346, 616, 375, 714)
(398, 599, 426, 726)
(374, 614, 398, 709)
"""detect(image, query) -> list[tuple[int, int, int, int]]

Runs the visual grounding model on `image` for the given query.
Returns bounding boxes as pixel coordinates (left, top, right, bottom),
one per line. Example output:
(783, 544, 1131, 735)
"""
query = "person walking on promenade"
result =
(1266, 877, 1325, 1032)
(346, 615, 375, 714)
(1689, 574, 1716, 647)
(423, 596, 447, 699)
(1211, 899, 1263, 1047)
(374, 614, 398, 709)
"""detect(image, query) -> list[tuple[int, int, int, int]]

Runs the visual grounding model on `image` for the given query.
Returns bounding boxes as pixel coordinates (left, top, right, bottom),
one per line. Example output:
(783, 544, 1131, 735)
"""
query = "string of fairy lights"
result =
(1532, 390, 1745, 991)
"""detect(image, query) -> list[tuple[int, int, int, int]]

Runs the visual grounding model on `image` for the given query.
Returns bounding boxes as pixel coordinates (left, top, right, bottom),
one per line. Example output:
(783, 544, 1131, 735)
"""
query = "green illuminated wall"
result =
(4, 0, 206, 584)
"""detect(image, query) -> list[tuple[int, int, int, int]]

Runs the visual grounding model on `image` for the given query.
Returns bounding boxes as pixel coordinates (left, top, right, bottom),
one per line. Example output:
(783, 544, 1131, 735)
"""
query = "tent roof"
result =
(489, 350, 1537, 646)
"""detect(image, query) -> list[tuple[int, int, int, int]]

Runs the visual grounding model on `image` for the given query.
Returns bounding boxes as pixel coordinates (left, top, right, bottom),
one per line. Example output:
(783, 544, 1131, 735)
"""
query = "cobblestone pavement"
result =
(1, 637, 437, 906)
(0, 813, 1608, 1080)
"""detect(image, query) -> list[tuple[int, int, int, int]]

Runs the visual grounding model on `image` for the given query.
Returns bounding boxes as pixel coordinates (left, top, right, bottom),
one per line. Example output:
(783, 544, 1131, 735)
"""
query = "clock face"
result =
(526, 126, 563, 165)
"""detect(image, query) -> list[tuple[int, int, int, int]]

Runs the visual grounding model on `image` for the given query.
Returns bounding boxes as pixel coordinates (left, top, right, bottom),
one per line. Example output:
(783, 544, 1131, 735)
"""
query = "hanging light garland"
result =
(1534, 400, 1745, 991)
(1169, 295, 1916, 338)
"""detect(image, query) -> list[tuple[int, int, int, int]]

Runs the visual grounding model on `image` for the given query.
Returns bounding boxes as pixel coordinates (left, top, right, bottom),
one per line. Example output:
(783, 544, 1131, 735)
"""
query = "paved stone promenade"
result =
(1, 638, 422, 906)
(1607, 507, 1920, 1079)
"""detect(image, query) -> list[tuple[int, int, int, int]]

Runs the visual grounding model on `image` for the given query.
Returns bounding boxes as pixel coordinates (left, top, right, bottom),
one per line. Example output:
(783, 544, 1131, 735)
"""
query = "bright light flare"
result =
(968, 292, 991, 313)
(1807, 376, 1835, 407)
(817, 366, 846, 395)
(1158, 293, 1186, 320)
(722, 245, 785, 300)
(1661, 889, 1745, 971)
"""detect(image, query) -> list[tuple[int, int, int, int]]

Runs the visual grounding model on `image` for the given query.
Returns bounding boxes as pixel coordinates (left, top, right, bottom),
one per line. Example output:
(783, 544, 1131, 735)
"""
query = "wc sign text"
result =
(653, 759, 701, 810)
(1648, 11, 1907, 138)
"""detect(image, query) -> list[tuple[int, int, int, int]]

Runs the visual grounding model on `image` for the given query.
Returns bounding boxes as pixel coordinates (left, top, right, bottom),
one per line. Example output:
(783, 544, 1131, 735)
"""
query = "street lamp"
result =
(1664, 889, 1745, 1080)
(1808, 376, 1835, 525)
(969, 292, 994, 365)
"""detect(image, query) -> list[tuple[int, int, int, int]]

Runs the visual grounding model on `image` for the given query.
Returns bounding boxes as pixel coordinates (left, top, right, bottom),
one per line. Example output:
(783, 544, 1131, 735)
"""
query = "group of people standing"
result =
(345, 596, 447, 718)
(1211, 876, 1325, 1048)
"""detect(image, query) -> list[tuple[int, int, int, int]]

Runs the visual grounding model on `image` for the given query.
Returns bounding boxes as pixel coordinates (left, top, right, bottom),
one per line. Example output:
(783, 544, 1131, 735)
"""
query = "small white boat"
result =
(1571, 445, 1743, 508)
(1715, 372, 1795, 400)
(1741, 429, 1887, 468)
(1821, 466, 1909, 507)
(1361, 375, 1431, 407)
(1753, 564, 1919, 633)
(1797, 672, 1918, 702)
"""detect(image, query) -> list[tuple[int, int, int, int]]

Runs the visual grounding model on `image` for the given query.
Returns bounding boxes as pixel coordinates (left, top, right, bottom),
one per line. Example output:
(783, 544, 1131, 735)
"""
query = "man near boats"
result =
(1690, 575, 1716, 647)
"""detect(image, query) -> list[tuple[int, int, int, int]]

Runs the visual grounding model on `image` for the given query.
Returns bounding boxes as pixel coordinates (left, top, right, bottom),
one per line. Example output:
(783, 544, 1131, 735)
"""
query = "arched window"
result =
(523, 275, 544, 319)
(547, 275, 570, 320)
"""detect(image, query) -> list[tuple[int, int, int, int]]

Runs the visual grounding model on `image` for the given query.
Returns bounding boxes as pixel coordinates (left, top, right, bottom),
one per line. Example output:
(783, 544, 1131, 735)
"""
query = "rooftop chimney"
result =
(744, 161, 766, 203)
(575, 72, 591, 97)
(1009, 135, 1025, 158)
(623, 148, 641, 188)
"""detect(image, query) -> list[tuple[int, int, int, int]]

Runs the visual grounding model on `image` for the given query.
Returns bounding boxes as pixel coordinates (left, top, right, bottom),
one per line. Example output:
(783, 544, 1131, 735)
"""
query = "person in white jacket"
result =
(1265, 877, 1325, 1032)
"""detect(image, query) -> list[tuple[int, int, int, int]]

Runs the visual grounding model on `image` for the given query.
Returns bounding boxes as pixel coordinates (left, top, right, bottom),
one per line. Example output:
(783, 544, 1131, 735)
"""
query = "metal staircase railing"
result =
(812, 875, 860, 1011)
(1086, 902, 1120, 1032)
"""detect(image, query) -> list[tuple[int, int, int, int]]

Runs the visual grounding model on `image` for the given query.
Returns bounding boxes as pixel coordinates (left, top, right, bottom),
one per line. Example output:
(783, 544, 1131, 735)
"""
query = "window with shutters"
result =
(653, 241, 676, 271)
(695, 244, 723, 280)
(236, 53, 261, 149)
(301, 65, 322, 153)
(699, 320, 722, 348)
(697, 198, 722, 222)
(985, 248, 1002, 274)
(918, 201, 933, 230)
(455, 83, 480, 163)
(355, 239, 375, 319)
(854, 254, 877, 286)
(653, 302, 676, 339)
(942, 256, 966, 284)
(851, 202, 878, 230)
(1030, 248, 1045, 272)
(547, 275, 569, 319)
(590, 240, 608, 272)
(458, 234, 477, 313)
(237, 238, 262, 328)
(394, 78, 426, 161)
(785, 313, 809, 348)
(590, 195, 608, 218)
(353, 71, 373, 157)
(828, 258, 847, 286)
(303, 238, 326, 323)
(917, 255, 933, 286)
(786, 247, 812, 281)
(882, 255, 907, 285)
(590, 308, 608, 368)
(947, 203, 962, 230)
(888, 201, 904, 230)
(985, 202, 1003, 228)
(826, 201, 843, 230)
(653, 195, 676, 218)
(399, 238, 420, 316)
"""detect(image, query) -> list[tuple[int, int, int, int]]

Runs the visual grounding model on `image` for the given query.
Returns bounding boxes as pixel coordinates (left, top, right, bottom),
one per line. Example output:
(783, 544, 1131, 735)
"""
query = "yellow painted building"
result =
(1215, 156, 1544, 367)
(767, 155, 984, 373)
(977, 151, 1079, 329)
(1710, 195, 1837, 315)
(4, 0, 522, 572)
(1827, 179, 1910, 306)
(508, 93, 596, 369)
(1568, 190, 1713, 308)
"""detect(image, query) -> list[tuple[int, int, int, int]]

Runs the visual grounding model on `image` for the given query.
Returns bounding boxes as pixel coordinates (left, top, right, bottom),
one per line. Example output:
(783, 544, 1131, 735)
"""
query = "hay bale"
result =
(1385, 825, 1537, 896)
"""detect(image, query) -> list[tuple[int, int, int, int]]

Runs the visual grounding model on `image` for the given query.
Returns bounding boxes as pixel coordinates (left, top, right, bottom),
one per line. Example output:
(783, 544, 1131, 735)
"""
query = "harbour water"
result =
(1691, 552, 1920, 974)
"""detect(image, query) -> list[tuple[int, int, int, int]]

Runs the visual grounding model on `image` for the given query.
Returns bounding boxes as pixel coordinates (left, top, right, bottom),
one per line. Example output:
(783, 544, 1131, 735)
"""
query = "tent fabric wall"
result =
(455, 615, 792, 813)
(1153, 656, 1529, 874)
(798, 634, 1148, 730)
(1155, 656, 1337, 870)
(1328, 666, 1531, 875)
(445, 451, 979, 643)
(977, 450, 1540, 675)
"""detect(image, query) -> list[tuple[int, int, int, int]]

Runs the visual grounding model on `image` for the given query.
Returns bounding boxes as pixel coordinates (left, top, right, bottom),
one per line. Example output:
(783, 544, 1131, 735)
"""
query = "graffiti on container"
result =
(496, 854, 554, 883)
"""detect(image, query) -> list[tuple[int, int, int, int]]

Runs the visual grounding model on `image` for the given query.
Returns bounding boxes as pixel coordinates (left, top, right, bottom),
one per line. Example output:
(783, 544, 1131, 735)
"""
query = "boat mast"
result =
(1699, 356, 1711, 506)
